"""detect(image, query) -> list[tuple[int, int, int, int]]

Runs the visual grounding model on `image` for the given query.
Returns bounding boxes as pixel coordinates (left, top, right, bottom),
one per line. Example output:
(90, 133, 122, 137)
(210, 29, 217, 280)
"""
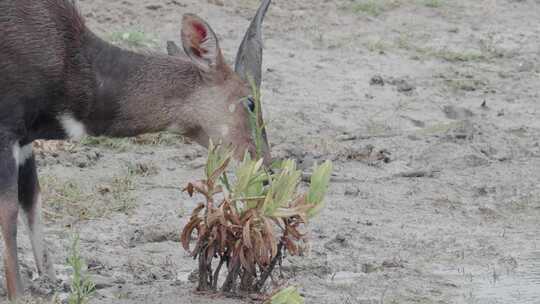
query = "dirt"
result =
(2, 0, 540, 303)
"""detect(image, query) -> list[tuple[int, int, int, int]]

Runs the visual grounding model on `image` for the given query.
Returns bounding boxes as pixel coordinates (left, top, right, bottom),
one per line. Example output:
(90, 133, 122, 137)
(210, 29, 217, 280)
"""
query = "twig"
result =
(395, 170, 438, 178)
(336, 133, 401, 142)
(302, 172, 357, 183)
(140, 182, 181, 191)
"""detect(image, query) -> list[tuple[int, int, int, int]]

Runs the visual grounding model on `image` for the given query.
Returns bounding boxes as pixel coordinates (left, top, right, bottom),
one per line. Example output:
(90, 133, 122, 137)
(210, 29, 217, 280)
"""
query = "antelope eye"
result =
(246, 97, 256, 112)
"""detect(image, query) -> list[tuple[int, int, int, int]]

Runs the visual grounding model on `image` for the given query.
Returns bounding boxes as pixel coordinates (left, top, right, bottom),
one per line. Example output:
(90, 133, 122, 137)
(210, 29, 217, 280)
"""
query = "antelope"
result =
(0, 0, 271, 299)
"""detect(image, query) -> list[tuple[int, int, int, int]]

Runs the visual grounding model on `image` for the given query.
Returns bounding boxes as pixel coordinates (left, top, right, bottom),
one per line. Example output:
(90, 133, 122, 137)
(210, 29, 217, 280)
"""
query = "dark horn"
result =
(234, 0, 271, 89)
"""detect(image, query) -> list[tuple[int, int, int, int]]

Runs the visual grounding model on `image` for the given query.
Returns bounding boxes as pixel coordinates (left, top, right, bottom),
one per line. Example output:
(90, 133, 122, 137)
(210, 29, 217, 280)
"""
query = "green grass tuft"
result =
(420, 0, 444, 8)
(67, 233, 96, 304)
(347, 0, 402, 17)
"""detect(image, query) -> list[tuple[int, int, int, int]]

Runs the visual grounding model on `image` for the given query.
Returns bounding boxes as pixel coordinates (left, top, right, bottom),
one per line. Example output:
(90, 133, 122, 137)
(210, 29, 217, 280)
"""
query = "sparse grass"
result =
(479, 32, 507, 59)
(416, 121, 465, 136)
(346, 0, 402, 17)
(365, 39, 391, 53)
(67, 233, 96, 304)
(351, 1, 382, 16)
(396, 34, 487, 62)
(109, 30, 158, 48)
(107, 173, 136, 213)
(80, 132, 185, 151)
(132, 132, 185, 146)
(127, 161, 160, 177)
(396, 33, 414, 51)
(419, 0, 444, 8)
(42, 170, 137, 222)
(79, 136, 132, 152)
(443, 78, 486, 92)
(432, 50, 485, 62)
(366, 120, 394, 136)
(41, 176, 97, 221)
(14, 296, 61, 304)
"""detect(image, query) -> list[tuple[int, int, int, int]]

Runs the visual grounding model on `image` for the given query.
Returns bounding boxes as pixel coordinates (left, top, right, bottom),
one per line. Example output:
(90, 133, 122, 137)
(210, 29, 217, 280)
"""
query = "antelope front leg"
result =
(0, 140, 23, 300)
(18, 148, 56, 281)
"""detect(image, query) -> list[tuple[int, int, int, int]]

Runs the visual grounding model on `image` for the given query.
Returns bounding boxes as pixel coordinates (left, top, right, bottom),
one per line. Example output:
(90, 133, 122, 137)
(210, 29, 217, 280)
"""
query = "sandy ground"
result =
(2, 0, 540, 303)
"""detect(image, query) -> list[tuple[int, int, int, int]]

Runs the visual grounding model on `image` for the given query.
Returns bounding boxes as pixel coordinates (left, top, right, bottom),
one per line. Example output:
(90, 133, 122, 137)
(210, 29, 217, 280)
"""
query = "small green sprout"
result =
(67, 234, 95, 304)
(268, 286, 305, 304)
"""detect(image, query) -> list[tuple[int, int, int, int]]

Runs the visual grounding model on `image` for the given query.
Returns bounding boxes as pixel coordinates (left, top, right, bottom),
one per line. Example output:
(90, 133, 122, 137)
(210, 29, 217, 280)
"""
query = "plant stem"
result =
(197, 245, 212, 291)
(240, 270, 255, 292)
(255, 241, 284, 291)
(221, 257, 241, 293)
(212, 257, 225, 290)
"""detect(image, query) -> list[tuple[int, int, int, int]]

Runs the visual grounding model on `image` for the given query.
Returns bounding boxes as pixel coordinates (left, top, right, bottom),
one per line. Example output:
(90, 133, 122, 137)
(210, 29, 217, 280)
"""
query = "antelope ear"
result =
(181, 14, 221, 71)
(235, 0, 271, 89)
(166, 41, 181, 56)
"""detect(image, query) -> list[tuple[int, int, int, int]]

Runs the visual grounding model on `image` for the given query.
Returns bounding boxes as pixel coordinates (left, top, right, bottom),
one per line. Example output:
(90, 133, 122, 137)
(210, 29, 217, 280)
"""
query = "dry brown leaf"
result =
(181, 217, 202, 253)
(243, 217, 254, 249)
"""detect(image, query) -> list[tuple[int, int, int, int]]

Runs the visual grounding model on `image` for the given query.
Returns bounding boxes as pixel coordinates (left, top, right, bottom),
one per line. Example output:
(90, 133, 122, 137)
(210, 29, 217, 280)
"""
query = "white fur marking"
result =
(59, 114, 87, 140)
(12, 143, 21, 166)
(228, 103, 236, 113)
(20, 144, 33, 165)
(13, 143, 33, 166)
(221, 125, 230, 137)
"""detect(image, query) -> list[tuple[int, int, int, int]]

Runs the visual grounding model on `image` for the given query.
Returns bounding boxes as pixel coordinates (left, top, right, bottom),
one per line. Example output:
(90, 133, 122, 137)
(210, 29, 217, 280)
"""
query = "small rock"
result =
(113, 276, 127, 284)
(443, 105, 474, 120)
(168, 0, 187, 7)
(129, 224, 180, 245)
(369, 75, 384, 86)
(208, 0, 224, 6)
(145, 4, 162, 10)
(324, 234, 349, 251)
(91, 274, 116, 290)
(335, 234, 348, 244)
(388, 78, 415, 92)
(361, 263, 379, 273)
(382, 259, 405, 268)
(344, 187, 360, 196)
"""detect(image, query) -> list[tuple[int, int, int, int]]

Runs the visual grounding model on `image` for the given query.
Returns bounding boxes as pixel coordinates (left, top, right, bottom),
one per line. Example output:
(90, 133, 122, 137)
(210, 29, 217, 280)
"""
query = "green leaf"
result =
(269, 286, 305, 304)
(234, 156, 265, 197)
(205, 140, 234, 185)
(306, 160, 333, 218)
(263, 160, 302, 217)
